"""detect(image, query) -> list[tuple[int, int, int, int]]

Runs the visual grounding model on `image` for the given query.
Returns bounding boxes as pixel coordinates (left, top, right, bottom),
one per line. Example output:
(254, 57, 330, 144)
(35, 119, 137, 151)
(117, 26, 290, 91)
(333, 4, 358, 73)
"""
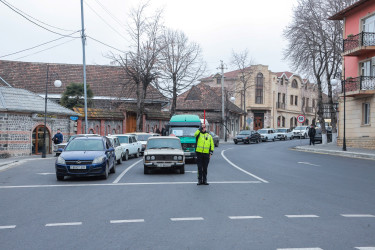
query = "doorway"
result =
(32, 125, 51, 155)
(253, 113, 264, 130)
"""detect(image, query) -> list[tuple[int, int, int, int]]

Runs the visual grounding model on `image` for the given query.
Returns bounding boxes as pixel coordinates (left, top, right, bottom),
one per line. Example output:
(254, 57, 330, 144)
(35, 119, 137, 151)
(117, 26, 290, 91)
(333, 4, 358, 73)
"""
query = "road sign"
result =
(70, 116, 79, 121)
(297, 114, 305, 123)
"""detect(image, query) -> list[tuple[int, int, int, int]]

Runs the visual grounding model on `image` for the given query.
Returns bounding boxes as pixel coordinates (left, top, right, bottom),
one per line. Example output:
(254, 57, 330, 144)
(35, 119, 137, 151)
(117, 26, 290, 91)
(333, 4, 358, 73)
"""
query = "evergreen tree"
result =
(60, 83, 93, 110)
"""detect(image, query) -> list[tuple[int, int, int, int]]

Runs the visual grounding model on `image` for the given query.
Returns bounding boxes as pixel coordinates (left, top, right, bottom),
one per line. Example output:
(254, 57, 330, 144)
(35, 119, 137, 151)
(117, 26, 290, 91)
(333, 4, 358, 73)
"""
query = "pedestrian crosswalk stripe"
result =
(229, 216, 262, 219)
(341, 214, 375, 218)
(170, 217, 204, 221)
(0, 225, 16, 229)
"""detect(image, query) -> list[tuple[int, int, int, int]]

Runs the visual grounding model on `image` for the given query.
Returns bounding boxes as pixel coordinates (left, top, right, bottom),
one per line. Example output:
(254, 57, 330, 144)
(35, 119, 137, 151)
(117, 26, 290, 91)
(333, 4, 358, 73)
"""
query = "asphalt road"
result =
(0, 139, 374, 250)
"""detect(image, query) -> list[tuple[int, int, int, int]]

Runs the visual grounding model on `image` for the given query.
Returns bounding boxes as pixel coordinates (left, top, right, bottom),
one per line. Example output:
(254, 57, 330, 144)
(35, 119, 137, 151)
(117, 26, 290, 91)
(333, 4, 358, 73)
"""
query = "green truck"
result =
(167, 114, 202, 160)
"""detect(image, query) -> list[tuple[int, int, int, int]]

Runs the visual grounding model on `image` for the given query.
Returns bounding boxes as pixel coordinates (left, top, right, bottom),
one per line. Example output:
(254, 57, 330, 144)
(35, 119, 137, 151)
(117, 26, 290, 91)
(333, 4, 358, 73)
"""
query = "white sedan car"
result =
(107, 135, 124, 164)
(257, 128, 277, 142)
(275, 128, 294, 140)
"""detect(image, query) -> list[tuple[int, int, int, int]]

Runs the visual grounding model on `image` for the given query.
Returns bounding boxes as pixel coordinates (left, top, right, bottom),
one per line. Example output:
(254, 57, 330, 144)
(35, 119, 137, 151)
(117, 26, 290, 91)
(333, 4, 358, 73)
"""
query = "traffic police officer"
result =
(194, 124, 214, 185)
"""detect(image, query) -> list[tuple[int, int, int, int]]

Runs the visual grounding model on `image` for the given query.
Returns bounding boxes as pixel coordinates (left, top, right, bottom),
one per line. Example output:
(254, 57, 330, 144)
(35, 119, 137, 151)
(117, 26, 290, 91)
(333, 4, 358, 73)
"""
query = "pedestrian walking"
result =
(194, 124, 214, 185)
(52, 129, 63, 144)
(308, 124, 316, 145)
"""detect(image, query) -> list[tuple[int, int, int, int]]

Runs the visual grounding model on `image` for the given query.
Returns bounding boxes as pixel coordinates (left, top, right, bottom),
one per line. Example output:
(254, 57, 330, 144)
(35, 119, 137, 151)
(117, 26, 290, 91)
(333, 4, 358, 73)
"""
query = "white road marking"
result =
(298, 162, 320, 167)
(341, 214, 375, 218)
(229, 216, 262, 219)
(285, 215, 319, 218)
(0, 225, 16, 229)
(277, 248, 323, 250)
(221, 148, 269, 183)
(0, 181, 262, 189)
(185, 171, 198, 173)
(45, 222, 82, 227)
(37, 173, 55, 175)
(113, 160, 142, 184)
(170, 217, 204, 221)
(355, 247, 375, 250)
(110, 219, 144, 223)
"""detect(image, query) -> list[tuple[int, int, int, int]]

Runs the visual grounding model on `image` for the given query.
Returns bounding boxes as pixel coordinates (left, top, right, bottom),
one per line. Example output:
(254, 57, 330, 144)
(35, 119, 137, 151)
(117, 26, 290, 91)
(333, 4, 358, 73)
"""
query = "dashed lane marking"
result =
(37, 173, 55, 175)
(298, 162, 320, 167)
(221, 148, 269, 183)
(355, 247, 375, 250)
(341, 214, 375, 218)
(228, 216, 262, 220)
(110, 219, 144, 223)
(277, 248, 323, 250)
(45, 222, 82, 227)
(170, 217, 204, 221)
(0, 225, 16, 229)
(285, 215, 319, 218)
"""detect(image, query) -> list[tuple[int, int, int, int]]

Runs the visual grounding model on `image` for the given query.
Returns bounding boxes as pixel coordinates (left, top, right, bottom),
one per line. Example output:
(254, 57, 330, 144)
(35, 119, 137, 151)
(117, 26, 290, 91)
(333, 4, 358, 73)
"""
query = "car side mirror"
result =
(107, 147, 115, 152)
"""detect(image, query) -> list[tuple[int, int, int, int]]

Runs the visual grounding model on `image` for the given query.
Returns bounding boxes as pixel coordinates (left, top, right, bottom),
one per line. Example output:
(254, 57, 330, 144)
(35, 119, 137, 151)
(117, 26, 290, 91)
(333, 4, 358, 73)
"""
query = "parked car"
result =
(275, 128, 294, 140)
(209, 131, 220, 147)
(55, 136, 116, 181)
(314, 127, 332, 143)
(143, 136, 185, 174)
(53, 134, 100, 156)
(292, 126, 310, 139)
(257, 128, 277, 142)
(233, 130, 261, 144)
(116, 134, 142, 161)
(126, 132, 160, 155)
(107, 135, 124, 164)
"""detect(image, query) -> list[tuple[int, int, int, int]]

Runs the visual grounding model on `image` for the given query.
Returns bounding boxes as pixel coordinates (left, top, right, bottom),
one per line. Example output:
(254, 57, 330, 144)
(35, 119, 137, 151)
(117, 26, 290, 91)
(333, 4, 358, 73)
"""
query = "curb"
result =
(293, 146, 375, 161)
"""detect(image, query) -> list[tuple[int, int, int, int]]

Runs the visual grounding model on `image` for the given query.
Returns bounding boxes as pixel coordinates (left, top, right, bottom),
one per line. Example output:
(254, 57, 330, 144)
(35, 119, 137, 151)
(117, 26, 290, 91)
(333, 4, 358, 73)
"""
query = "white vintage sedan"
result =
(143, 136, 185, 174)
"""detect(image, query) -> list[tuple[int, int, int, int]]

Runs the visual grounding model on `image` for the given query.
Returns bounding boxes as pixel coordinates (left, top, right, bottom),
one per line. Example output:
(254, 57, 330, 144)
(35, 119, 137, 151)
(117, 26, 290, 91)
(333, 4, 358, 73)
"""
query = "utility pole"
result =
(218, 61, 227, 142)
(80, 0, 88, 134)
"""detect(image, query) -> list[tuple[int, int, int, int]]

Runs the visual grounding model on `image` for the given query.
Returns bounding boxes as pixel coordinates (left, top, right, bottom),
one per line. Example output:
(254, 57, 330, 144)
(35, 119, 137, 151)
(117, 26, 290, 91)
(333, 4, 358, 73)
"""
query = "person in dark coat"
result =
(52, 129, 63, 144)
(308, 124, 316, 145)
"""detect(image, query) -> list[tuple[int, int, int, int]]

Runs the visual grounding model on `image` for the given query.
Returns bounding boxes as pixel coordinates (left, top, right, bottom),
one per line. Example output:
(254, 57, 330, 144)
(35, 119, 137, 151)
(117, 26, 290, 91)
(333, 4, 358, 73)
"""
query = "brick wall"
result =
(337, 137, 375, 150)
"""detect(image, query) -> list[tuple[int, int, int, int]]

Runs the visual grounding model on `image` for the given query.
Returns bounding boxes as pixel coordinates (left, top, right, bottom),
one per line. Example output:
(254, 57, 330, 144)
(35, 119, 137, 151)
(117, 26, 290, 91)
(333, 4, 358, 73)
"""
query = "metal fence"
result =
(343, 32, 375, 52)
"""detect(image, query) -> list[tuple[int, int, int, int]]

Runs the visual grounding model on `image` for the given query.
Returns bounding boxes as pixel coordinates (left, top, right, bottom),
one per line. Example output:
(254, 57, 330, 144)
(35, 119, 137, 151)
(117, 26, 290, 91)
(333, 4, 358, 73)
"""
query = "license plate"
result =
(237, 139, 242, 141)
(70, 165, 86, 169)
(157, 163, 165, 167)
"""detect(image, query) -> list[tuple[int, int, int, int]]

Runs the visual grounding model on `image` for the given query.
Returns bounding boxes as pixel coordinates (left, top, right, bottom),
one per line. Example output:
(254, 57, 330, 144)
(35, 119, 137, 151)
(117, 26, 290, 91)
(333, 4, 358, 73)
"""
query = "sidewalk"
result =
(0, 154, 55, 169)
(293, 143, 375, 160)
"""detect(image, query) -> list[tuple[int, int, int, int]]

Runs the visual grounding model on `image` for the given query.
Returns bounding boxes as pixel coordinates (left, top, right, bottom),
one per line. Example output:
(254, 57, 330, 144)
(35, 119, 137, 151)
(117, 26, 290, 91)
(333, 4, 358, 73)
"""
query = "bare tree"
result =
(109, 2, 163, 131)
(231, 49, 255, 130)
(156, 29, 206, 117)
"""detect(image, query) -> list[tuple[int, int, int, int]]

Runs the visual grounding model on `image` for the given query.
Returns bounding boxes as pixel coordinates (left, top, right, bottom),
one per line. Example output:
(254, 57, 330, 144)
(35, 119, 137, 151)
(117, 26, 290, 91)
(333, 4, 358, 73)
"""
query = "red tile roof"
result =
(328, 0, 372, 20)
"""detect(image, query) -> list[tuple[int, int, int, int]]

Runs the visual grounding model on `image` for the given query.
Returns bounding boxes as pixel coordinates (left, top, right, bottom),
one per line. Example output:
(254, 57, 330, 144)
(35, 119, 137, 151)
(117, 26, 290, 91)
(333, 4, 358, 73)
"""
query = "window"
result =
(313, 99, 316, 107)
(280, 78, 284, 85)
(363, 15, 375, 45)
(282, 93, 286, 104)
(216, 77, 221, 84)
(295, 96, 298, 106)
(363, 103, 370, 125)
(278, 93, 281, 102)
(255, 73, 263, 104)
(302, 97, 305, 107)
(292, 79, 298, 88)
(290, 95, 294, 105)
(306, 98, 310, 107)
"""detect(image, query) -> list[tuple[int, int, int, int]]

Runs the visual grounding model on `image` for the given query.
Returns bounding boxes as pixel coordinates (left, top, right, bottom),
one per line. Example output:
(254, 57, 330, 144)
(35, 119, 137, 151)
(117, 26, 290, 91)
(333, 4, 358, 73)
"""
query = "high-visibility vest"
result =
(194, 130, 214, 154)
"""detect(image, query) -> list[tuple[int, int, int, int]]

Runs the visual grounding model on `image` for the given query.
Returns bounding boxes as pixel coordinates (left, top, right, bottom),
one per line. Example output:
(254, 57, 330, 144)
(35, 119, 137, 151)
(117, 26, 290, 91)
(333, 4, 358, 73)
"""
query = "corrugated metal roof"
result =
(0, 86, 79, 116)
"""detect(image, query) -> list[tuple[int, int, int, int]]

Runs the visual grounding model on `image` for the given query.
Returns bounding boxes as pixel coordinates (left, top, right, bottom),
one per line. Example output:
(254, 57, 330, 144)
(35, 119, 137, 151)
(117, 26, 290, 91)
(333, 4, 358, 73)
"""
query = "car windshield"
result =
(257, 129, 268, 134)
(65, 139, 104, 151)
(276, 129, 287, 133)
(169, 127, 199, 137)
(147, 139, 181, 149)
(117, 136, 129, 144)
(137, 134, 153, 141)
(238, 131, 250, 135)
(67, 135, 78, 142)
(294, 126, 305, 130)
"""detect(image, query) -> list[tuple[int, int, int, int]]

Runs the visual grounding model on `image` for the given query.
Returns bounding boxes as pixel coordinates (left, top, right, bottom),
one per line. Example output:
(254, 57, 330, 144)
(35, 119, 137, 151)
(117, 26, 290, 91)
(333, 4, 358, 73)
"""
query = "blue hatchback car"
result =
(55, 136, 116, 181)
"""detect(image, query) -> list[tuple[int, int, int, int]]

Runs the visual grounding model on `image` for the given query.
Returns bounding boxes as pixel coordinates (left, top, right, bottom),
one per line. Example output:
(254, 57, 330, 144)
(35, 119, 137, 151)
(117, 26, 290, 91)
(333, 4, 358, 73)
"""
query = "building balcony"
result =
(276, 102, 285, 110)
(343, 76, 375, 97)
(305, 107, 313, 113)
(343, 32, 375, 56)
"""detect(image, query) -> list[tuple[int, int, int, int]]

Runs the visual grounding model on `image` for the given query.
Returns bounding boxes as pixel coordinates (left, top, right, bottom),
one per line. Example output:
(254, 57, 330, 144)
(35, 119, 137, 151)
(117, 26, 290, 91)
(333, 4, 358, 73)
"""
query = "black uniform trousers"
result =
(196, 152, 210, 182)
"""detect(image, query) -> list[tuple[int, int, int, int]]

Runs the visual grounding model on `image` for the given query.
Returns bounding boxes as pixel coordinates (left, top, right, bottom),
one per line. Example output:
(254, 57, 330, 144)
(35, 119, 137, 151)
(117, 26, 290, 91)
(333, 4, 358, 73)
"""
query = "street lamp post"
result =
(331, 74, 346, 151)
(42, 64, 62, 158)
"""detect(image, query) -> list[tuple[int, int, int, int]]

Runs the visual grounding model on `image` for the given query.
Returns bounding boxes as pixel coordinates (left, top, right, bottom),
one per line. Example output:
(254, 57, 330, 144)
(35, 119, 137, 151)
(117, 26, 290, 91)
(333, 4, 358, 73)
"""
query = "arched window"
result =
(255, 73, 263, 104)
(282, 116, 285, 127)
(292, 79, 298, 88)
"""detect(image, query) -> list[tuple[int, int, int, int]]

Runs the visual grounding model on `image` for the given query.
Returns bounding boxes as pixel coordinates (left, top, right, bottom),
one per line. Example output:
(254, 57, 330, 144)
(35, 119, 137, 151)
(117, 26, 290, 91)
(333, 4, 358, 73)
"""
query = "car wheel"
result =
(234, 141, 238, 144)
(56, 174, 64, 181)
(110, 161, 116, 173)
(144, 165, 150, 174)
(117, 155, 123, 165)
(102, 163, 109, 179)
(122, 151, 129, 161)
(290, 136, 293, 140)
(179, 165, 185, 174)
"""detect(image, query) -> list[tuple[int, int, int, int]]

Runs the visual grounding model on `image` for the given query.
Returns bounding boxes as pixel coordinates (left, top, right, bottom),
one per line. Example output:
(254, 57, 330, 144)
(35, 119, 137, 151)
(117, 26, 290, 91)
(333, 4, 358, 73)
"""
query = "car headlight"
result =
(56, 156, 66, 165)
(146, 156, 150, 160)
(92, 156, 106, 164)
(151, 156, 155, 160)
(173, 156, 178, 160)
(178, 156, 183, 160)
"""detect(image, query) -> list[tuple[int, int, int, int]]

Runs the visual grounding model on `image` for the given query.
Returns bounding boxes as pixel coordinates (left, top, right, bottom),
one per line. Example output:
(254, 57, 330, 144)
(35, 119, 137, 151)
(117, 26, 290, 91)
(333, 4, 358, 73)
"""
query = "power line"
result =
(0, 31, 81, 58)
(83, 0, 127, 41)
(93, 0, 127, 30)
(86, 35, 126, 54)
(1, 0, 77, 32)
(0, 0, 80, 38)
(14, 38, 79, 60)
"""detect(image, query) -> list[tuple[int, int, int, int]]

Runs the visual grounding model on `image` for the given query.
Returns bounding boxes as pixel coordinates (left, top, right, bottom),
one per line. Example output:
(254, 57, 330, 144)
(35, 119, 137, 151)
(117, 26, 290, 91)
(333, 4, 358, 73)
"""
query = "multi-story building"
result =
(201, 65, 318, 131)
(329, 0, 375, 149)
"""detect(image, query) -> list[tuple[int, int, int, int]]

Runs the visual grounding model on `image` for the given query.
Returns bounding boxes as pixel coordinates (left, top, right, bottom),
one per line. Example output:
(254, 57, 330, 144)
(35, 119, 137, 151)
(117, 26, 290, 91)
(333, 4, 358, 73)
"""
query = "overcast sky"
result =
(1, 0, 297, 76)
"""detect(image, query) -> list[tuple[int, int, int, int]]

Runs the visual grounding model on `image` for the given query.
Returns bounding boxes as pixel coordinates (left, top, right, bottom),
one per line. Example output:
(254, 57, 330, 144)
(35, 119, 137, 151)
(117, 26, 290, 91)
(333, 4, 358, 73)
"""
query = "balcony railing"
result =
(343, 32, 375, 53)
(344, 76, 375, 92)
(305, 107, 313, 113)
(276, 102, 285, 109)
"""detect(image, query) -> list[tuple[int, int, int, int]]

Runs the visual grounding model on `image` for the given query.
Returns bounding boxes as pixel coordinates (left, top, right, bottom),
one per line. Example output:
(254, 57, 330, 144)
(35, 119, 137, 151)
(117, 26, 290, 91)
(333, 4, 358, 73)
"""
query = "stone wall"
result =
(337, 137, 375, 150)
